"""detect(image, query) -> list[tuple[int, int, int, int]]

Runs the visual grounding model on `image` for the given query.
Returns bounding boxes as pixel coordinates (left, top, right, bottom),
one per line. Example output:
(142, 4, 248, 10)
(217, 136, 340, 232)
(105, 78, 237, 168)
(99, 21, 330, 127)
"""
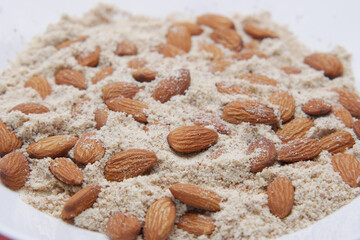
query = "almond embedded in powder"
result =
(267, 177, 294, 219)
(332, 88, 360, 118)
(172, 22, 203, 35)
(269, 90, 295, 123)
(166, 25, 191, 52)
(237, 73, 278, 86)
(319, 131, 355, 154)
(127, 58, 147, 69)
(105, 97, 148, 123)
(91, 66, 114, 84)
(102, 82, 144, 100)
(210, 29, 242, 51)
(0, 121, 22, 157)
(177, 212, 215, 235)
(9, 103, 49, 115)
(248, 138, 276, 172)
(331, 153, 360, 187)
(77, 46, 101, 67)
(106, 212, 141, 240)
(302, 98, 331, 116)
(277, 138, 321, 163)
(74, 132, 105, 165)
(215, 81, 252, 96)
(131, 68, 157, 82)
(157, 43, 186, 58)
(55, 69, 87, 90)
(56, 36, 87, 50)
(232, 50, 268, 61)
(243, 22, 278, 40)
(25, 76, 51, 99)
(304, 53, 343, 79)
(331, 104, 354, 128)
(115, 41, 137, 56)
(49, 158, 83, 185)
(94, 109, 108, 130)
(194, 113, 231, 135)
(196, 14, 234, 29)
(0, 152, 29, 190)
(276, 118, 314, 143)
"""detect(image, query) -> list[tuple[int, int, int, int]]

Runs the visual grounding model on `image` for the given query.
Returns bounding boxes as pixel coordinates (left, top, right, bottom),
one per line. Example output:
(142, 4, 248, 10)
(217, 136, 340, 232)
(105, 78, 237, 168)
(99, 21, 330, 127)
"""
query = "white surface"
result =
(0, 0, 360, 239)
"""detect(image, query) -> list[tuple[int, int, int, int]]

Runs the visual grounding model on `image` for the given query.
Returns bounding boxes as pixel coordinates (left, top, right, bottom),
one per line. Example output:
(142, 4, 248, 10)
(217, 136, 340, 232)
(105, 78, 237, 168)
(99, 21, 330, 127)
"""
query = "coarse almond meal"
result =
(1, 3, 360, 240)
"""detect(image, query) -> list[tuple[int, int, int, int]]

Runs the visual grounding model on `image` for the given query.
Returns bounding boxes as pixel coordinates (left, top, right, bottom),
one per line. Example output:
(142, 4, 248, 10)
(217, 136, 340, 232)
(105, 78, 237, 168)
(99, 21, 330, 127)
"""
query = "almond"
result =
(131, 68, 157, 82)
(194, 113, 231, 135)
(55, 69, 87, 90)
(25, 76, 51, 99)
(152, 68, 191, 103)
(104, 149, 157, 182)
(166, 25, 191, 52)
(237, 73, 278, 86)
(91, 66, 114, 84)
(247, 138, 276, 173)
(77, 46, 101, 67)
(276, 118, 314, 143)
(281, 66, 301, 75)
(302, 98, 331, 116)
(167, 126, 218, 153)
(215, 81, 252, 96)
(172, 22, 203, 35)
(269, 90, 295, 123)
(0, 121, 22, 157)
(128, 58, 147, 69)
(319, 131, 355, 154)
(210, 60, 232, 73)
(105, 98, 148, 123)
(331, 153, 360, 187)
(56, 36, 87, 50)
(243, 39, 260, 50)
(196, 14, 235, 29)
(304, 53, 343, 79)
(9, 103, 49, 115)
(277, 138, 321, 162)
(169, 183, 221, 211)
(232, 50, 268, 61)
(0, 152, 29, 190)
(72, 98, 90, 115)
(143, 122, 170, 132)
(74, 132, 105, 165)
(94, 109, 108, 130)
(210, 29, 242, 51)
(106, 212, 141, 240)
(49, 158, 83, 185)
(102, 82, 144, 100)
(243, 22, 278, 40)
(267, 177, 294, 219)
(157, 43, 186, 58)
(331, 104, 354, 128)
(61, 185, 101, 220)
(222, 100, 278, 125)
(199, 43, 224, 61)
(177, 212, 215, 235)
(115, 41, 137, 56)
(332, 88, 360, 118)
(26, 135, 78, 159)
(144, 197, 176, 240)
(353, 120, 360, 139)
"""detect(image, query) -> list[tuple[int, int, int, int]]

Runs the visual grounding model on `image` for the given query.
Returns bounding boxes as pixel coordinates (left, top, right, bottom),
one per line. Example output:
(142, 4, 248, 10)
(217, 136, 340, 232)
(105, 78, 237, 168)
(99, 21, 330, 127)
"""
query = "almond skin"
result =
(106, 212, 141, 240)
(332, 153, 360, 187)
(304, 53, 343, 79)
(102, 82, 144, 100)
(196, 14, 235, 29)
(157, 43, 186, 58)
(331, 104, 354, 128)
(332, 88, 360, 118)
(199, 43, 224, 61)
(248, 138, 276, 173)
(26, 135, 78, 159)
(319, 131, 355, 154)
(131, 68, 157, 82)
(61, 185, 101, 220)
(177, 212, 215, 235)
(0, 121, 22, 157)
(74, 132, 105, 165)
(94, 109, 108, 130)
(269, 90, 295, 123)
(302, 98, 331, 116)
(77, 46, 101, 67)
(25, 76, 51, 99)
(0, 152, 29, 190)
(276, 118, 314, 143)
(72, 98, 90, 115)
(210, 29, 242, 51)
(115, 41, 137, 56)
(49, 158, 83, 185)
(353, 120, 360, 139)
(281, 66, 301, 75)
(277, 138, 322, 162)
(243, 22, 278, 40)
(267, 177, 294, 219)
(167, 126, 218, 153)
(194, 113, 231, 135)
(210, 60, 232, 73)
(105, 97, 148, 123)
(55, 69, 87, 90)
(169, 183, 221, 211)
(222, 100, 278, 125)
(56, 36, 87, 50)
(104, 149, 157, 182)
(215, 81, 252, 96)
(91, 66, 114, 84)
(172, 22, 203, 35)
(9, 103, 49, 115)
(237, 73, 278, 86)
(232, 50, 268, 61)
(166, 25, 191, 52)
(128, 58, 147, 69)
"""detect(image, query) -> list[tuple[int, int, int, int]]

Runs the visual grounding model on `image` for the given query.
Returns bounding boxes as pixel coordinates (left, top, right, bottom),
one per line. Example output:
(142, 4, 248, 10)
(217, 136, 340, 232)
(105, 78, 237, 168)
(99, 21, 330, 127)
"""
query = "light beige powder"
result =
(1, 3, 360, 240)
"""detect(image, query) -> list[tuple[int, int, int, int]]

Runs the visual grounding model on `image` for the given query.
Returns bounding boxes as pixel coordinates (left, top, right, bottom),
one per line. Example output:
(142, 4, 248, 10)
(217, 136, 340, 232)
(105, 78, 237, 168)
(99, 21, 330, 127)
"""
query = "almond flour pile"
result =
(1, 4, 360, 240)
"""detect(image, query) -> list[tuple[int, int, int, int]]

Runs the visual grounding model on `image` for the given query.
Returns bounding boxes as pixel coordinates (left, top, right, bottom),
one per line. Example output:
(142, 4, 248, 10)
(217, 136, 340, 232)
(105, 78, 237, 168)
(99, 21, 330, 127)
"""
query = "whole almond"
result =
(9, 103, 49, 115)
(167, 126, 218, 153)
(281, 66, 301, 75)
(26, 135, 78, 159)
(276, 118, 314, 142)
(269, 90, 295, 123)
(199, 43, 224, 61)
(222, 100, 278, 125)
(102, 82, 144, 100)
(277, 138, 321, 162)
(243, 39, 260, 50)
(72, 98, 90, 115)
(232, 50, 268, 61)
(267, 177, 294, 219)
(74, 132, 105, 165)
(77, 46, 101, 67)
(115, 41, 137, 56)
(169, 183, 221, 211)
(94, 109, 108, 130)
(302, 98, 331, 116)
(61, 185, 101, 220)
(106, 212, 141, 240)
(55, 69, 87, 90)
(319, 131, 355, 154)
(177, 212, 215, 235)
(210, 60, 232, 73)
(0, 152, 29, 190)
(215, 81, 252, 96)
(237, 73, 278, 86)
(0, 121, 22, 157)
(331, 153, 360, 187)
(210, 29, 242, 51)
(331, 104, 354, 128)
(49, 158, 83, 185)
(332, 88, 360, 118)
(25, 76, 51, 99)
(243, 22, 278, 40)
(91, 66, 114, 84)
(157, 43, 185, 58)
(128, 58, 147, 69)
(166, 25, 191, 52)
(196, 14, 234, 29)
(304, 53, 343, 79)
(131, 68, 157, 82)
(104, 149, 157, 182)
(353, 120, 360, 139)
(172, 22, 203, 35)
(248, 138, 276, 173)
(56, 36, 87, 50)
(194, 113, 231, 135)
(152, 68, 191, 103)
(105, 98, 148, 123)
(144, 197, 176, 240)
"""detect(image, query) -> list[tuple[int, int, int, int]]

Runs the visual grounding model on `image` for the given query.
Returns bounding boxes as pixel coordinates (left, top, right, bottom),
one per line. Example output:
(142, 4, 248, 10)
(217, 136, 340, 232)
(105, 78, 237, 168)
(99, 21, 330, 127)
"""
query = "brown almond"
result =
(9, 103, 49, 115)
(332, 88, 360, 118)
(61, 185, 101, 220)
(319, 131, 355, 154)
(167, 126, 218, 153)
(102, 82, 144, 100)
(199, 43, 224, 61)
(353, 120, 360, 139)
(172, 22, 203, 35)
(167, 25, 191, 52)
(0, 152, 29, 190)
(74, 132, 105, 165)
(222, 100, 278, 125)
(267, 177, 294, 218)
(237, 73, 278, 86)
(269, 90, 295, 123)
(196, 14, 235, 29)
(331, 153, 360, 187)
(94, 109, 108, 130)
(144, 197, 176, 240)
(277, 138, 322, 162)
(210, 29, 242, 51)
(232, 50, 268, 61)
(128, 58, 147, 69)
(210, 60, 232, 73)
(55, 69, 87, 90)
(91, 66, 114, 84)
(56, 36, 87, 50)
(331, 104, 354, 128)
(0, 121, 22, 157)
(25, 76, 51, 99)
(26, 135, 78, 159)
(49, 158, 83, 185)
(248, 138, 276, 173)
(177, 212, 215, 235)
(157, 43, 186, 58)
(276, 118, 314, 143)
(304, 53, 343, 79)
(302, 98, 331, 116)
(281, 66, 301, 75)
(215, 81, 252, 96)
(194, 113, 231, 135)
(77, 46, 101, 67)
(72, 98, 90, 115)
(105, 98, 148, 123)
(115, 41, 137, 56)
(243, 39, 260, 50)
(131, 68, 157, 82)
(243, 22, 278, 40)
(169, 183, 221, 211)
(106, 212, 141, 240)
